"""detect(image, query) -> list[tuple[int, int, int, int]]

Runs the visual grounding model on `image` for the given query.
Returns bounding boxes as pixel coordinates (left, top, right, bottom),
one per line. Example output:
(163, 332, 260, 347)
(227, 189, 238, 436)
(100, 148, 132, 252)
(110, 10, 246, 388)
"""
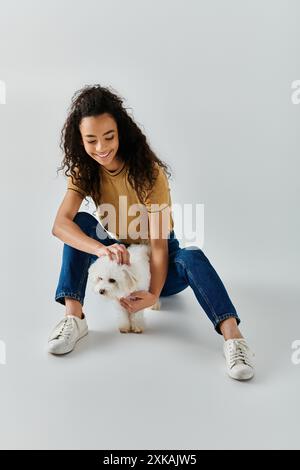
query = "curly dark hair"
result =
(57, 84, 172, 208)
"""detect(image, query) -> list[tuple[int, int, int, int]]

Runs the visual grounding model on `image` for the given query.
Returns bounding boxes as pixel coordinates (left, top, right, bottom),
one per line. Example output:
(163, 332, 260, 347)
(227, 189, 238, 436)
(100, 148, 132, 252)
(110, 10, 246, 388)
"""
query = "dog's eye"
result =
(109, 278, 116, 283)
(98, 276, 103, 281)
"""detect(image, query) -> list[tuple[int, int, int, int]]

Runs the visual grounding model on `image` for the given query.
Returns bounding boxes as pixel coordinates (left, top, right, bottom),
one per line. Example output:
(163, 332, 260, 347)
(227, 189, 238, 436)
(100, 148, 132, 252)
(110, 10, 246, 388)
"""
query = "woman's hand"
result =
(95, 243, 131, 265)
(119, 290, 158, 314)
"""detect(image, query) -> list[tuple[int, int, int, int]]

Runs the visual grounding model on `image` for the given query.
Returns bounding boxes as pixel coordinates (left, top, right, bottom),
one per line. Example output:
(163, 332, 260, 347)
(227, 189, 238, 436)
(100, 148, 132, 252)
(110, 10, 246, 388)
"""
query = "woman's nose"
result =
(95, 142, 106, 152)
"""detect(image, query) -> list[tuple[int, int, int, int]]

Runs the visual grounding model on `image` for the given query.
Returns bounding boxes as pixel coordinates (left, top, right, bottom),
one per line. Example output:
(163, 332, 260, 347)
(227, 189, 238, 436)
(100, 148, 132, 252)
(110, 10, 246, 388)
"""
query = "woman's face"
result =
(79, 113, 122, 170)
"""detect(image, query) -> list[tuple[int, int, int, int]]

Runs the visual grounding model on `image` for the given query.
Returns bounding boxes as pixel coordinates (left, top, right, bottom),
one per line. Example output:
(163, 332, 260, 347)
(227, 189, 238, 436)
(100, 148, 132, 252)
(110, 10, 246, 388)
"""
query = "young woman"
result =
(48, 85, 254, 381)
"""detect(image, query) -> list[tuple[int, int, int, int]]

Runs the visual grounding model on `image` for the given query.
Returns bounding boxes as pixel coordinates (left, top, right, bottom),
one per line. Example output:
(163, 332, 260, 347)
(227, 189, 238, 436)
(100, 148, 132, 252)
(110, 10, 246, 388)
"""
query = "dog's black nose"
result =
(99, 289, 106, 295)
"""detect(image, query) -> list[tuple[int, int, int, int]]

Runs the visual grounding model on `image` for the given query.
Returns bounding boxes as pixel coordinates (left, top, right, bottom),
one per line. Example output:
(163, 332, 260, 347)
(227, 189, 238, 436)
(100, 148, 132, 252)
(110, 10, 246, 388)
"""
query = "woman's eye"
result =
(87, 137, 114, 144)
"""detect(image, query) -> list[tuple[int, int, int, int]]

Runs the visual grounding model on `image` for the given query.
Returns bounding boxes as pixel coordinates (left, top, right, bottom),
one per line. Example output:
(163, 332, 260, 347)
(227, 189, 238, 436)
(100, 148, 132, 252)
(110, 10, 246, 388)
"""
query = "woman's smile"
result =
(94, 151, 112, 159)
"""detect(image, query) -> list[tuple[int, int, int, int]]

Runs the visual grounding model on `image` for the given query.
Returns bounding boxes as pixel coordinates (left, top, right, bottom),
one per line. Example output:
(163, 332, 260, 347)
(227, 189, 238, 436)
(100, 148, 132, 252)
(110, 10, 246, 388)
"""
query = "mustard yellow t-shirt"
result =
(67, 160, 174, 244)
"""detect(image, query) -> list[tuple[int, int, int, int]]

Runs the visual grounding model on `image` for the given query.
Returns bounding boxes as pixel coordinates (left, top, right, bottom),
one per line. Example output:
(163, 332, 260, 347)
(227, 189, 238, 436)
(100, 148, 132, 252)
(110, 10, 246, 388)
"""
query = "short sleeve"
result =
(67, 167, 88, 198)
(144, 164, 171, 213)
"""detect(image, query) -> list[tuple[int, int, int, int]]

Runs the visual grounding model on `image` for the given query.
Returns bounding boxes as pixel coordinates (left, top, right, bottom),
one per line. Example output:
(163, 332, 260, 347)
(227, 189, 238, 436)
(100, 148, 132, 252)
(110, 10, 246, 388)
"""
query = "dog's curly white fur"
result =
(88, 244, 160, 333)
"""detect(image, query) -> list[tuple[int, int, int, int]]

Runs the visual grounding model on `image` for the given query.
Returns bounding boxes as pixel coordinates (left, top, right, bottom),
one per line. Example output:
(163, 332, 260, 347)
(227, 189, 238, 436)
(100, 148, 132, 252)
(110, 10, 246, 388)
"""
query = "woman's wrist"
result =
(149, 290, 159, 301)
(92, 242, 105, 257)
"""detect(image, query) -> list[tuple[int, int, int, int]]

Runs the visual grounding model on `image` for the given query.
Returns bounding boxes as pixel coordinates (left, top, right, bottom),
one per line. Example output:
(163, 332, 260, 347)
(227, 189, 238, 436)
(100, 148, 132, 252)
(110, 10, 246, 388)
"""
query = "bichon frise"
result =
(88, 244, 160, 333)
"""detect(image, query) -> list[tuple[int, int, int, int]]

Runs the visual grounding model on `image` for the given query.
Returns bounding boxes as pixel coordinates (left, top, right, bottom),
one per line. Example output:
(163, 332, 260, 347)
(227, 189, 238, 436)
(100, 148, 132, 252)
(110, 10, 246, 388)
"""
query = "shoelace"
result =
(56, 317, 76, 340)
(227, 340, 253, 368)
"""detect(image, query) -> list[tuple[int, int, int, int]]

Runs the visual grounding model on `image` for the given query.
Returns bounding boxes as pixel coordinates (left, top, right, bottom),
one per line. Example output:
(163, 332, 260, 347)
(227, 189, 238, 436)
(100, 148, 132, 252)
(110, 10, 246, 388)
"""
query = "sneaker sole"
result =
(223, 351, 254, 381)
(227, 370, 254, 381)
(48, 328, 88, 355)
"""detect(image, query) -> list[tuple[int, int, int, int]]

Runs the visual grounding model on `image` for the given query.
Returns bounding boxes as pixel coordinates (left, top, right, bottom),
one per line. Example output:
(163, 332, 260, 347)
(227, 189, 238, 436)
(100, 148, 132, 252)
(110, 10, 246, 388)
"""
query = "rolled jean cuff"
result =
(55, 291, 84, 306)
(214, 313, 241, 335)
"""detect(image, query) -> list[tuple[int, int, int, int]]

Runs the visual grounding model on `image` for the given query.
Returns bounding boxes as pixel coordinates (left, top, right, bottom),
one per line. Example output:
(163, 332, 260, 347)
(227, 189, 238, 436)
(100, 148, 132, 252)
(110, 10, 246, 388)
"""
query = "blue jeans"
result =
(54, 212, 240, 335)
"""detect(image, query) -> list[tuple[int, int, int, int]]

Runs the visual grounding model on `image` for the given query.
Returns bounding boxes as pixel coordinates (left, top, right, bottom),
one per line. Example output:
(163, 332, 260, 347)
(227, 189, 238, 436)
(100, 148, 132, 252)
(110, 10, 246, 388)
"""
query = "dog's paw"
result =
(119, 326, 131, 334)
(130, 325, 144, 334)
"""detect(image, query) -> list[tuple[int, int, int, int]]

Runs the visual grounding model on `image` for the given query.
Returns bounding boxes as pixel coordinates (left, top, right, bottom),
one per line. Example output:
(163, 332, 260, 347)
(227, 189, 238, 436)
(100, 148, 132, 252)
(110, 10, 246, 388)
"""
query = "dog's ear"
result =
(88, 259, 101, 283)
(122, 265, 138, 290)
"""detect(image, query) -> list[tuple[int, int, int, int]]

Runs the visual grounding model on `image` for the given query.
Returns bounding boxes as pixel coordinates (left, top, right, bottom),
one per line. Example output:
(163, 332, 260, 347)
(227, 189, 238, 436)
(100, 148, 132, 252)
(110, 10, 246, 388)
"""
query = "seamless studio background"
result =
(0, 0, 299, 450)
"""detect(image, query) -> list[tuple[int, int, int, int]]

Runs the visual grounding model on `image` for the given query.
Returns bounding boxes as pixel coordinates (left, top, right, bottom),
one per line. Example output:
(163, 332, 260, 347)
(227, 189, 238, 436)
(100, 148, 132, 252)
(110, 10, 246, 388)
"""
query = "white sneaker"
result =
(223, 338, 255, 380)
(48, 314, 88, 355)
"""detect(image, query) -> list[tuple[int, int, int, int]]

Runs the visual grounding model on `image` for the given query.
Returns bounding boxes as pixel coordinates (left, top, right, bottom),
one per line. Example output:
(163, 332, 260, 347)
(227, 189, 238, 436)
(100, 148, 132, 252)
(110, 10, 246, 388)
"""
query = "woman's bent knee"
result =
(73, 212, 97, 234)
(73, 211, 115, 245)
(175, 246, 211, 272)
(73, 211, 95, 225)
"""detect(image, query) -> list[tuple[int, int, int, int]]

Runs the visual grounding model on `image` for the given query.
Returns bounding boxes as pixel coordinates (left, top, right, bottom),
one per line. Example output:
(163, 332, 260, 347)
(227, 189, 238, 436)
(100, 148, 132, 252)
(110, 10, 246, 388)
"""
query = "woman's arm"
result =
(52, 190, 105, 256)
(148, 240, 169, 298)
(148, 245, 168, 298)
(52, 190, 131, 264)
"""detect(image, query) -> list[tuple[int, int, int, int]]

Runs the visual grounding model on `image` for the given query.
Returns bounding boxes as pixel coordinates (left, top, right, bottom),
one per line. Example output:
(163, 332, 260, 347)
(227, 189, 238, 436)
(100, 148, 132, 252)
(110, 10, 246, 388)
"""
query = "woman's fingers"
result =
(119, 244, 131, 265)
(120, 299, 132, 312)
(115, 245, 126, 264)
(120, 297, 132, 308)
(120, 296, 141, 314)
(109, 246, 122, 264)
(104, 248, 113, 261)
(102, 244, 130, 265)
(113, 244, 130, 265)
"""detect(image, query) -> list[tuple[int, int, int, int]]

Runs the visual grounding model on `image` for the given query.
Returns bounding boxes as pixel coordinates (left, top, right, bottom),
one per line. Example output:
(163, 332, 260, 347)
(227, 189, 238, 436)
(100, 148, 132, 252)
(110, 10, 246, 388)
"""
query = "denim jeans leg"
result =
(173, 246, 241, 334)
(161, 238, 241, 335)
(54, 212, 118, 307)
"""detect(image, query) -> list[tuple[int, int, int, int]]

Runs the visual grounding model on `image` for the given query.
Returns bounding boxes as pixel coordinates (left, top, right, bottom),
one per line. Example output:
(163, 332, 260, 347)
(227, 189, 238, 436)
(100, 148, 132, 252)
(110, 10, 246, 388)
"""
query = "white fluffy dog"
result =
(88, 244, 160, 333)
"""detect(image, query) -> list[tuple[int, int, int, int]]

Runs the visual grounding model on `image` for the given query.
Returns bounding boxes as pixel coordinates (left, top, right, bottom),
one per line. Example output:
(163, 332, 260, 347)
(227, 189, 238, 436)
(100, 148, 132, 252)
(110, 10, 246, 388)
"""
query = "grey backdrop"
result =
(0, 0, 299, 450)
